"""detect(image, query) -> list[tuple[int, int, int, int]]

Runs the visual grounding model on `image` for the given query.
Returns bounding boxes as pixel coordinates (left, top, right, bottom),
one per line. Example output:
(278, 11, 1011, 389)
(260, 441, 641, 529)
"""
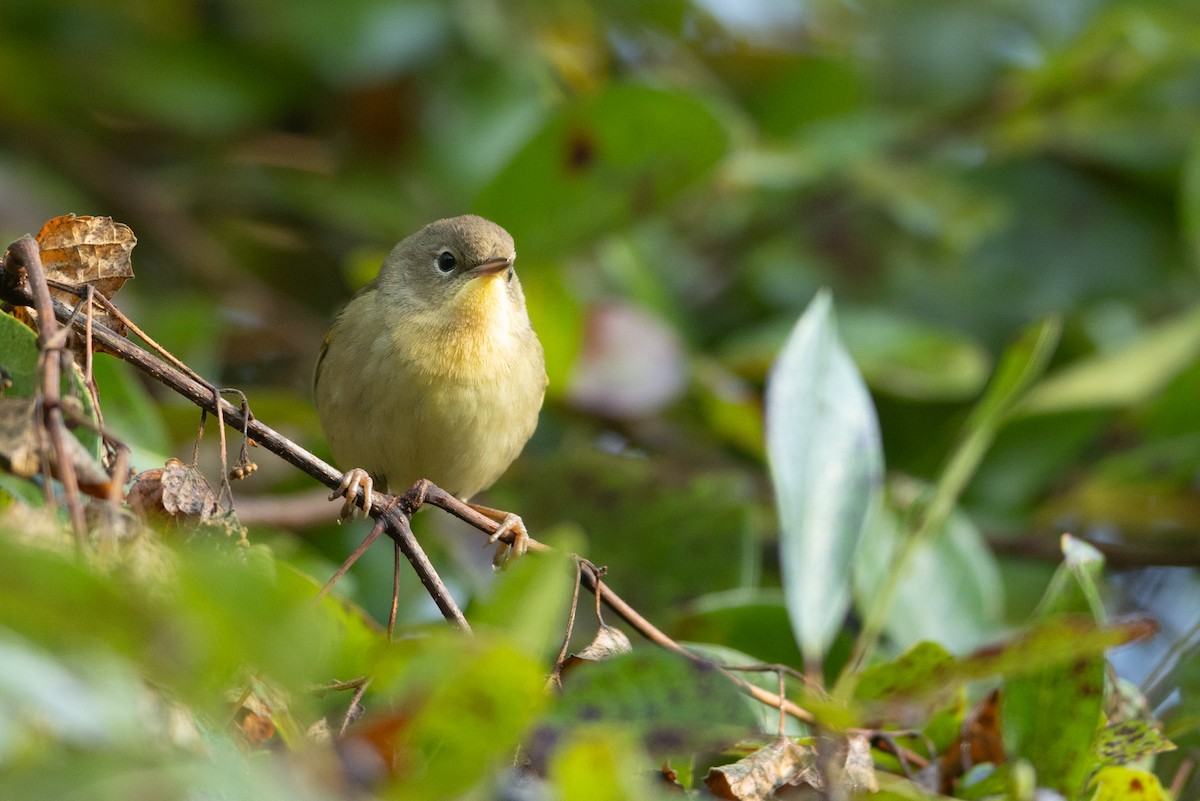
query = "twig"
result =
(5, 237, 88, 548)
(576, 560, 815, 724)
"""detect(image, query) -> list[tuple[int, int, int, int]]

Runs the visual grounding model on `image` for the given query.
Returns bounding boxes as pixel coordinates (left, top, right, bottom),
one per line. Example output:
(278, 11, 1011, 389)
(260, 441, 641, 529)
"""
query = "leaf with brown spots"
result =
(1089, 721, 1175, 771)
(1089, 766, 1169, 801)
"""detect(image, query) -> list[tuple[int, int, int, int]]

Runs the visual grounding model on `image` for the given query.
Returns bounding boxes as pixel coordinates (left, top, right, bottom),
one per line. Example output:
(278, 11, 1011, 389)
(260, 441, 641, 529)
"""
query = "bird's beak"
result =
(470, 257, 513, 278)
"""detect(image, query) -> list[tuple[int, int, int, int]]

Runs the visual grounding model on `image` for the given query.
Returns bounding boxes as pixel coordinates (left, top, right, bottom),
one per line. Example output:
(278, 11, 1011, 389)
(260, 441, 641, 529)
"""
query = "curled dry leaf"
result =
(574, 624, 633, 661)
(560, 624, 634, 678)
(128, 457, 220, 525)
(704, 736, 814, 801)
(35, 214, 135, 338)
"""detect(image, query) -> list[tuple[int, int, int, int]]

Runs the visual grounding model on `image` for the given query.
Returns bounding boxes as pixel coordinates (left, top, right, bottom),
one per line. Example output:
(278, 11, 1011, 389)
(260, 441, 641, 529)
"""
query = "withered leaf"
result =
(0, 396, 112, 490)
(938, 688, 1006, 795)
(0, 397, 42, 478)
(704, 736, 814, 801)
(559, 624, 634, 678)
(128, 458, 220, 524)
(573, 624, 633, 662)
(844, 734, 878, 794)
(35, 214, 135, 337)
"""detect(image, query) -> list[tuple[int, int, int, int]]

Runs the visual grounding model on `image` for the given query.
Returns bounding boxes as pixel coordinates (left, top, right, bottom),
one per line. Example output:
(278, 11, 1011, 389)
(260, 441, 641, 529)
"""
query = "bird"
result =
(314, 215, 546, 563)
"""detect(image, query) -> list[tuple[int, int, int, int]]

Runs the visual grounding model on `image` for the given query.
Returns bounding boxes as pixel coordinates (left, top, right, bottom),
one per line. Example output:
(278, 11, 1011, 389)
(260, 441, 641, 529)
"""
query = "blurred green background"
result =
(2, 0, 1199, 724)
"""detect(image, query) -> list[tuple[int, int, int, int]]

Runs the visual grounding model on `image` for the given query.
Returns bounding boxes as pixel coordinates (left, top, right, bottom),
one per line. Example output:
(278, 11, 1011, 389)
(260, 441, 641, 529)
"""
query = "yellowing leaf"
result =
(1089, 766, 1169, 801)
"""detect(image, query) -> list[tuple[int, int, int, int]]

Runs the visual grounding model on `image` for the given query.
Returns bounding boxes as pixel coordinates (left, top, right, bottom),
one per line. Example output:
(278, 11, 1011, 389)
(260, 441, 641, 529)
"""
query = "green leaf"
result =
(681, 641, 808, 736)
(855, 615, 1153, 709)
(765, 290, 883, 667)
(0, 311, 40, 398)
(1089, 720, 1176, 772)
(1002, 655, 1105, 798)
(475, 82, 730, 260)
(549, 649, 759, 757)
(0, 311, 101, 460)
(1019, 304, 1200, 415)
(837, 317, 1059, 693)
(854, 485, 1004, 654)
(1088, 766, 1170, 801)
(370, 632, 547, 800)
(672, 588, 803, 670)
(469, 524, 579, 660)
(550, 725, 665, 801)
(90, 353, 171, 469)
(840, 307, 992, 401)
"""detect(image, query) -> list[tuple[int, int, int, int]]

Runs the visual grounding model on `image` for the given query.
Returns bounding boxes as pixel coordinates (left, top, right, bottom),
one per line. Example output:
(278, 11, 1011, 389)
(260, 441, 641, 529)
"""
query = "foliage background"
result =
(1, 0, 1199, 797)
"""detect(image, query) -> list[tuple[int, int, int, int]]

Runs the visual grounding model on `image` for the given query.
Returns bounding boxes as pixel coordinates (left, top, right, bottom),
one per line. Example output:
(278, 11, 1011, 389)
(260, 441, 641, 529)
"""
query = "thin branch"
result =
(0, 267, 470, 631)
(5, 237, 88, 547)
(576, 560, 815, 724)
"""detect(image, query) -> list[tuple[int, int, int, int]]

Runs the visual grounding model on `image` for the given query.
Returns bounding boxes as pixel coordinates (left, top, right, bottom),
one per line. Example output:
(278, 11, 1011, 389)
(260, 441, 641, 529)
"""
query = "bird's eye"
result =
(435, 251, 457, 273)
(506, 266, 514, 284)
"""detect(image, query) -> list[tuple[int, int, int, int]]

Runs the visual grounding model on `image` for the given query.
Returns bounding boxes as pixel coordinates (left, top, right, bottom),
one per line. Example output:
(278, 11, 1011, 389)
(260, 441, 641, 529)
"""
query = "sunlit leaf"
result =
(1020, 304, 1200, 414)
(549, 726, 660, 801)
(766, 290, 883, 666)
(1088, 766, 1170, 801)
(1089, 720, 1176, 772)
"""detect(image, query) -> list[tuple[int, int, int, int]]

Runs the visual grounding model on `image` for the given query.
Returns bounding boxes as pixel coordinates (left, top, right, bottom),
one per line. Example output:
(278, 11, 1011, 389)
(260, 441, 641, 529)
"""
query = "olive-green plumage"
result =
(314, 215, 545, 503)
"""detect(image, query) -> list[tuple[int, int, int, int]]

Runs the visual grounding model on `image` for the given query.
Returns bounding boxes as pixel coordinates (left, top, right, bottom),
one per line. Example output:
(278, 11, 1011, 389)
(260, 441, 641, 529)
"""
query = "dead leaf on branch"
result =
(128, 457, 220, 525)
(34, 214, 135, 338)
(558, 624, 633, 680)
(704, 736, 815, 800)
(0, 395, 114, 493)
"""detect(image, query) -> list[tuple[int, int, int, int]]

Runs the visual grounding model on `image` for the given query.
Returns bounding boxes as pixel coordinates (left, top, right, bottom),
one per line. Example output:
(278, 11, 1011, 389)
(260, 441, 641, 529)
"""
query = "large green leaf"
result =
(475, 82, 729, 260)
(765, 290, 883, 667)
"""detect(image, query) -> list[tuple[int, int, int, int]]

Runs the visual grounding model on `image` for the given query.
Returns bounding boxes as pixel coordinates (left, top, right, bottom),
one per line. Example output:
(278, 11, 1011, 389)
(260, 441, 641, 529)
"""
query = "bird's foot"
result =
(331, 467, 373, 522)
(468, 501, 530, 568)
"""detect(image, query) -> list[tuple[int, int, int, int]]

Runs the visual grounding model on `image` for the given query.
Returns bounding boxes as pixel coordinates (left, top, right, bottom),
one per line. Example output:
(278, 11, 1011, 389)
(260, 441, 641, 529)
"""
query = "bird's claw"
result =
(487, 513, 529, 569)
(331, 467, 373, 522)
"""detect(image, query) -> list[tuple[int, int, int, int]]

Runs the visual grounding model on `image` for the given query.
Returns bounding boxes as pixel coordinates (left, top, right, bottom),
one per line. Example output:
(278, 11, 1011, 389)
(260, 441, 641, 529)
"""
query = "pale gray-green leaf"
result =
(766, 290, 883, 665)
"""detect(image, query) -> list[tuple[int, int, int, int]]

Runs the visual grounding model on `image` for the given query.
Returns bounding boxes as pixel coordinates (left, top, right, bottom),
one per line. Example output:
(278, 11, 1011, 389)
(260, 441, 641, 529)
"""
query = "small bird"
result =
(314, 215, 546, 562)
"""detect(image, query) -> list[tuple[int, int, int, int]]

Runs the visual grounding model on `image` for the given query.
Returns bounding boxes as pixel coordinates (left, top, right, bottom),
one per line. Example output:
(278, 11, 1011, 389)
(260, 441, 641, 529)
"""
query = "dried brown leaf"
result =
(938, 688, 1006, 794)
(704, 737, 814, 801)
(128, 457, 220, 524)
(0, 396, 113, 491)
(574, 624, 633, 661)
(35, 214, 135, 337)
(844, 734, 878, 794)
